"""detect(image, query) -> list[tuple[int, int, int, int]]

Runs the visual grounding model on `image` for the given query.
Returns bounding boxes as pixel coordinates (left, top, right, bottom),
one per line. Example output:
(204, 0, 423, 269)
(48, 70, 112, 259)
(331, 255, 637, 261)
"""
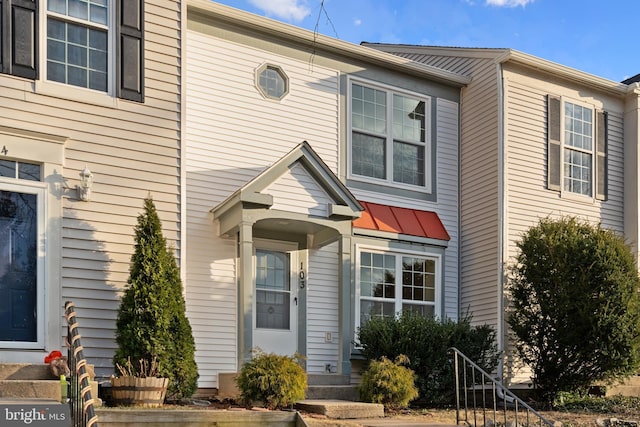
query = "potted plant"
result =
(111, 197, 198, 406)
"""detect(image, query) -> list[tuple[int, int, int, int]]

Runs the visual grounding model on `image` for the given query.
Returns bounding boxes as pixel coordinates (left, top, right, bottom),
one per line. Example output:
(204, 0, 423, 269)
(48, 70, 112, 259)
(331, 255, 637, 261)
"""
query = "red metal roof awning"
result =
(353, 201, 450, 241)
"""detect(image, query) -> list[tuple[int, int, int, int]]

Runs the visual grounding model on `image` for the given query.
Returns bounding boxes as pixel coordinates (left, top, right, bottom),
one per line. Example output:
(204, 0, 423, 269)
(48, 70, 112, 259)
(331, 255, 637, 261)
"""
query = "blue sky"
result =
(212, 0, 637, 83)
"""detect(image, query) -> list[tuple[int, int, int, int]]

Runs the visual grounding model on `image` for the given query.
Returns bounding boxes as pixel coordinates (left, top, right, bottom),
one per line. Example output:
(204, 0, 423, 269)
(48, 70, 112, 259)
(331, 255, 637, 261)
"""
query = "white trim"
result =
(559, 96, 597, 203)
(37, 0, 117, 99)
(347, 76, 433, 194)
(354, 244, 443, 336)
(187, 0, 470, 87)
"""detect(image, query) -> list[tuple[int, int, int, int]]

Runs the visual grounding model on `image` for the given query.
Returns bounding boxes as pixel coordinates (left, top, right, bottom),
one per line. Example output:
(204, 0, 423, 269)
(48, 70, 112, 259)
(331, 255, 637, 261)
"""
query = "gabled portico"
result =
(212, 141, 362, 374)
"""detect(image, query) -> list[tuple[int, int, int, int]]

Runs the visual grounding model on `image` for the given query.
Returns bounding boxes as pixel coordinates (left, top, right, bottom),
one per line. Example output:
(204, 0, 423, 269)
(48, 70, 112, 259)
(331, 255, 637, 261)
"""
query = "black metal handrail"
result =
(449, 347, 554, 427)
(65, 301, 99, 427)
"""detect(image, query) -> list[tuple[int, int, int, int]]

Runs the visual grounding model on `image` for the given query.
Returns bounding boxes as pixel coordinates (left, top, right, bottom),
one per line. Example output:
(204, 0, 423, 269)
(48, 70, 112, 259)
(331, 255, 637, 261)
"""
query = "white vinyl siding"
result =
(349, 97, 460, 321)
(307, 241, 340, 374)
(264, 163, 335, 217)
(186, 30, 340, 388)
(436, 98, 460, 320)
(362, 49, 501, 329)
(0, 0, 182, 373)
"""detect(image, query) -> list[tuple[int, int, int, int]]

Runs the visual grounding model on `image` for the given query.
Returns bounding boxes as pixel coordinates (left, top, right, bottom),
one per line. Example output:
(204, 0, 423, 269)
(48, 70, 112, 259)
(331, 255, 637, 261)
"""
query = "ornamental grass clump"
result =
(236, 350, 307, 409)
(359, 355, 419, 410)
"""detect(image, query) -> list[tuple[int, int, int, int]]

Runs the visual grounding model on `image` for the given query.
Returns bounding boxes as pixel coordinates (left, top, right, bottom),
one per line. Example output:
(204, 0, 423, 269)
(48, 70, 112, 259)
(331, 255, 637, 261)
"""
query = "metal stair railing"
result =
(449, 347, 554, 427)
(65, 301, 99, 427)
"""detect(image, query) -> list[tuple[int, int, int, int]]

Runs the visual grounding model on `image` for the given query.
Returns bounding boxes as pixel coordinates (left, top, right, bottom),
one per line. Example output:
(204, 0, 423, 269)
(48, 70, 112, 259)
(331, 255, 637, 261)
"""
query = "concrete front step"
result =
(0, 363, 52, 380)
(606, 375, 640, 397)
(305, 385, 359, 401)
(295, 399, 384, 419)
(307, 374, 351, 386)
(0, 380, 61, 401)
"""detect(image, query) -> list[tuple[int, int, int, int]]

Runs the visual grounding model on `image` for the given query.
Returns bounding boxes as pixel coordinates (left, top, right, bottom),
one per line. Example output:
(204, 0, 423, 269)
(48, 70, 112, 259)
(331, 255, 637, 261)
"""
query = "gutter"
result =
(494, 49, 629, 97)
(187, 0, 470, 87)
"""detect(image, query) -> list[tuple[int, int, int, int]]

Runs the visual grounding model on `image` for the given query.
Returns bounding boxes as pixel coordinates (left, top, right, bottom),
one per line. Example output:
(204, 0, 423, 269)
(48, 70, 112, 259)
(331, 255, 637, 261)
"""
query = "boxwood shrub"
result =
(357, 312, 499, 406)
(236, 350, 307, 409)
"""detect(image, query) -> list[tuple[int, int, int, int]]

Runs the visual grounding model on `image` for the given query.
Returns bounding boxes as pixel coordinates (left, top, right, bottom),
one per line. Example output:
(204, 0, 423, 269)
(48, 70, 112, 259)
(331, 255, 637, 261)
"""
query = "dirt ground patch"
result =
(302, 407, 640, 427)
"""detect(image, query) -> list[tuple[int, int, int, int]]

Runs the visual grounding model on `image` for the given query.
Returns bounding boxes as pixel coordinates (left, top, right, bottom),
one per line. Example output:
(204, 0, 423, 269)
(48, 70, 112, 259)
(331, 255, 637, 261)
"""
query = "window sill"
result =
(30, 80, 118, 109)
(559, 190, 597, 205)
(348, 175, 432, 194)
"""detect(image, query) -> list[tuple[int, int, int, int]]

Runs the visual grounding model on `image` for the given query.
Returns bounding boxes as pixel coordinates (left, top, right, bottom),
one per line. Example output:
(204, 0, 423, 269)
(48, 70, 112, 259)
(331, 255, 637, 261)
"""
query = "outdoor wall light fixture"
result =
(77, 166, 93, 201)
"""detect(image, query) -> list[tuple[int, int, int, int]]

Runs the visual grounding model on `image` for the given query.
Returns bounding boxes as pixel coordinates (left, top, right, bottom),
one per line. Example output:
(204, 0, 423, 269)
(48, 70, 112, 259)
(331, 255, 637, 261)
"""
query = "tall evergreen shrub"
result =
(114, 197, 198, 400)
(508, 217, 640, 405)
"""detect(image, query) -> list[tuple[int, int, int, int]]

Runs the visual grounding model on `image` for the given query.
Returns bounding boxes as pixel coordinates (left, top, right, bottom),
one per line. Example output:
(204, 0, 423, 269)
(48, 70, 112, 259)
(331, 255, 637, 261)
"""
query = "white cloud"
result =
(485, 0, 534, 6)
(248, 0, 311, 22)
(354, 18, 362, 26)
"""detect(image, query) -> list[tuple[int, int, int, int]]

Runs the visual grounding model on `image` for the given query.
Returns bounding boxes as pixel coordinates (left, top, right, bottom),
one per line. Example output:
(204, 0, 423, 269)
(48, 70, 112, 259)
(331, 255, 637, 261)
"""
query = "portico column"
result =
(238, 221, 254, 368)
(338, 234, 353, 376)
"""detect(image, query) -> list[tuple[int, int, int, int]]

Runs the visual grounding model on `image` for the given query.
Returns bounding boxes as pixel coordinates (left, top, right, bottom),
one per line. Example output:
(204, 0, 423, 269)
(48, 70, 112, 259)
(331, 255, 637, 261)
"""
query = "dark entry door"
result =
(0, 190, 38, 342)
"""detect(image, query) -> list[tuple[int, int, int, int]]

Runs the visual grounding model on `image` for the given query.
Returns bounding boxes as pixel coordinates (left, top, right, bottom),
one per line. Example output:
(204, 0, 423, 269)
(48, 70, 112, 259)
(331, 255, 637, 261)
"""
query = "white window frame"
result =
(560, 97, 595, 200)
(37, 0, 117, 104)
(347, 77, 432, 193)
(0, 179, 47, 349)
(354, 245, 442, 334)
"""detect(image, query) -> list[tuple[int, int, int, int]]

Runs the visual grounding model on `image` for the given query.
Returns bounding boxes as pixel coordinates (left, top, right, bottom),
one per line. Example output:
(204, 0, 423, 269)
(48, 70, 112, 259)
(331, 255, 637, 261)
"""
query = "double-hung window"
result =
(47, 0, 109, 92)
(350, 80, 430, 191)
(357, 249, 439, 328)
(547, 95, 607, 200)
(0, 0, 144, 102)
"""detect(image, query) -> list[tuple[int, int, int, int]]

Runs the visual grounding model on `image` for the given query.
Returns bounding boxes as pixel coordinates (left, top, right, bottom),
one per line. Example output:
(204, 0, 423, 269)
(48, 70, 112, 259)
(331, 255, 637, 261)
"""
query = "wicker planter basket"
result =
(111, 376, 168, 407)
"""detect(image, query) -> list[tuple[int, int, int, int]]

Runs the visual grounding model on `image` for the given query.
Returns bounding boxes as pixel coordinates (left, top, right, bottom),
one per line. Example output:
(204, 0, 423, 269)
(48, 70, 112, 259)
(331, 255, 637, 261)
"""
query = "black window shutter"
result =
(117, 0, 144, 102)
(547, 95, 561, 192)
(1, 0, 37, 79)
(595, 110, 607, 201)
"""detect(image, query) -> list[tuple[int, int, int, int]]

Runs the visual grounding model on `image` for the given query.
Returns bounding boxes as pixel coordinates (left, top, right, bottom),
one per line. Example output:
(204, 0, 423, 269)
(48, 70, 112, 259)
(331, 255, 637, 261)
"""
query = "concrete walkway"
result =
(296, 400, 459, 427)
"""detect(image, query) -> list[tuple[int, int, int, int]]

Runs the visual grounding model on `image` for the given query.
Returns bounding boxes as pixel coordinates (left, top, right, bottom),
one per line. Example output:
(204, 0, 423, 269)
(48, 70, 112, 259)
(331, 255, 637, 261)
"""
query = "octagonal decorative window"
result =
(256, 64, 289, 100)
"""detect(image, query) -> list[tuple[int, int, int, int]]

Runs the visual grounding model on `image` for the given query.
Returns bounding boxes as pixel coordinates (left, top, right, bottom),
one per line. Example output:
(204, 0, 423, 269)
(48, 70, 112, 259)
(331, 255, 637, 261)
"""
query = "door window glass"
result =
(255, 250, 291, 330)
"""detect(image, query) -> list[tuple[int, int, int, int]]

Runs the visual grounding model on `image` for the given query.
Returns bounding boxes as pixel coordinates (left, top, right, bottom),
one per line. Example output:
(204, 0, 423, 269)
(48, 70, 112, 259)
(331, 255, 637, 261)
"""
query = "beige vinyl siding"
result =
(307, 241, 340, 374)
(502, 68, 625, 384)
(0, 0, 182, 374)
(62, 0, 182, 377)
(264, 164, 335, 217)
(185, 30, 340, 388)
(503, 73, 625, 265)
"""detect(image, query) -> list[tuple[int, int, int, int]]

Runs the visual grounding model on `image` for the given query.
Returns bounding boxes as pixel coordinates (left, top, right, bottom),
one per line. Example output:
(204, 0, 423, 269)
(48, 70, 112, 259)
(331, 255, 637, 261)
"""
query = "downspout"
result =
(179, 0, 188, 291)
(494, 58, 516, 405)
(496, 60, 507, 384)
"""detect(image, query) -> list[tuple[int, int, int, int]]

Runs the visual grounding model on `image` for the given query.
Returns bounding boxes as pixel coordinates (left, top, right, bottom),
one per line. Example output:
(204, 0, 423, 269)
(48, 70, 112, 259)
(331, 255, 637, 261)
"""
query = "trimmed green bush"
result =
(114, 197, 199, 401)
(359, 355, 419, 409)
(357, 311, 499, 406)
(508, 217, 640, 406)
(236, 350, 307, 409)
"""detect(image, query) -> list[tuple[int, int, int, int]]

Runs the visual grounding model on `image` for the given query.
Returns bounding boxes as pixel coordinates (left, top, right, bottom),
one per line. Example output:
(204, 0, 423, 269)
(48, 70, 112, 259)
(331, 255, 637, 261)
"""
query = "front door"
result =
(0, 189, 39, 343)
(252, 246, 297, 356)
